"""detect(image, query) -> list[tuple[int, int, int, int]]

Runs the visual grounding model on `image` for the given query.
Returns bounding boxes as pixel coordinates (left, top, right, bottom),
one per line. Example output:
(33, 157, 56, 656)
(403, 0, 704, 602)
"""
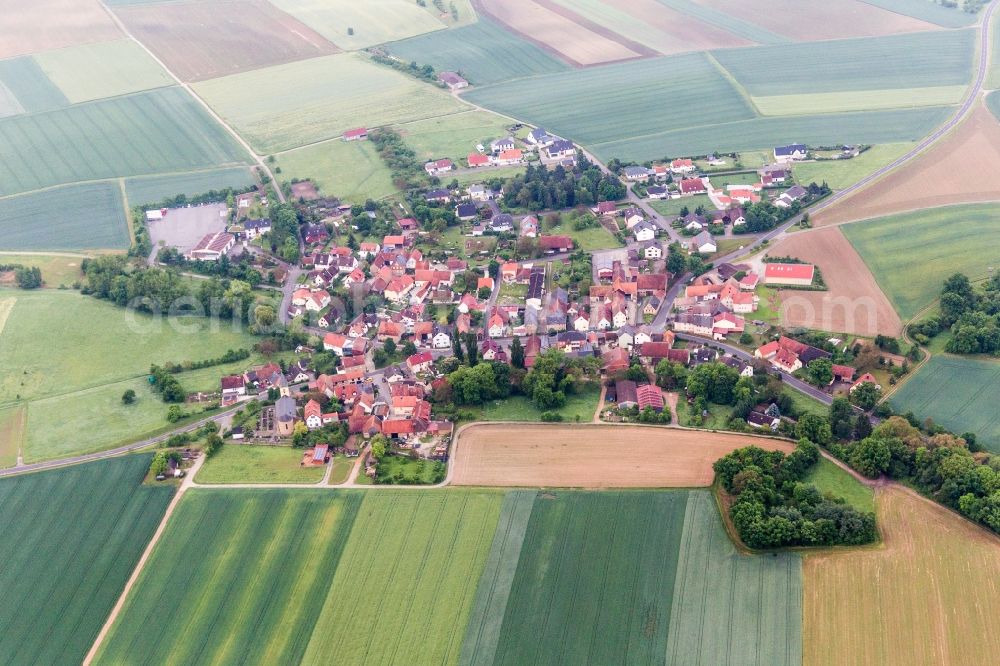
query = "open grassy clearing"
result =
(805, 486, 1000, 665)
(861, 0, 979, 27)
(713, 30, 974, 96)
(0, 252, 85, 287)
(301, 491, 503, 665)
(270, 0, 449, 50)
(0, 0, 122, 60)
(0, 87, 250, 197)
(472, 385, 601, 423)
(0, 455, 173, 665)
(465, 54, 754, 147)
(387, 17, 570, 87)
(277, 138, 397, 202)
(96, 489, 361, 666)
(667, 490, 801, 666)
(397, 111, 513, 162)
(197, 445, 326, 484)
(33, 39, 173, 103)
(327, 455, 354, 484)
(195, 53, 469, 153)
(0, 182, 128, 251)
(114, 0, 338, 82)
(0, 405, 25, 468)
(889, 355, 1000, 454)
(792, 143, 915, 190)
(650, 194, 711, 217)
(590, 105, 952, 163)
(802, 458, 875, 514)
(124, 167, 256, 206)
(0, 56, 68, 113)
(842, 203, 1000, 319)
(453, 165, 526, 186)
(752, 85, 965, 115)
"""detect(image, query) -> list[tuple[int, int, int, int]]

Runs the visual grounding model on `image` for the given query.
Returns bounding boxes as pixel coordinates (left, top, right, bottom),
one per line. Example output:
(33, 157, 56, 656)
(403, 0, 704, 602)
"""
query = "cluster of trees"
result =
(292, 420, 348, 449)
(926, 273, 1000, 354)
(370, 128, 427, 190)
(154, 349, 251, 375)
(150, 450, 182, 477)
(0, 264, 42, 289)
(149, 364, 186, 403)
(368, 51, 438, 85)
(266, 202, 301, 263)
(734, 184, 829, 234)
(665, 241, 710, 277)
(715, 441, 878, 549)
(503, 160, 625, 211)
(156, 248, 264, 286)
(373, 338, 417, 368)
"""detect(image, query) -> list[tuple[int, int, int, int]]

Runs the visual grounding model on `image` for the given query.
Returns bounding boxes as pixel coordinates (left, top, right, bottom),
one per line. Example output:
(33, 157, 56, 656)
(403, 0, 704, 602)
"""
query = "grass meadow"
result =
(33, 39, 172, 103)
(0, 405, 25, 468)
(124, 167, 256, 206)
(397, 110, 513, 162)
(0, 252, 86, 287)
(269, 0, 449, 49)
(793, 143, 915, 190)
(472, 385, 602, 423)
(0, 455, 173, 665)
(277, 138, 398, 202)
(842, 203, 1000, 319)
(0, 182, 129, 251)
(751, 86, 965, 115)
(196, 444, 326, 484)
(803, 458, 875, 513)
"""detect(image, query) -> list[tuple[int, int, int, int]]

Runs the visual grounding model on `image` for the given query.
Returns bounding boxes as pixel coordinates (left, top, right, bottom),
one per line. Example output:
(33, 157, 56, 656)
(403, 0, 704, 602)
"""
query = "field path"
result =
(83, 454, 205, 665)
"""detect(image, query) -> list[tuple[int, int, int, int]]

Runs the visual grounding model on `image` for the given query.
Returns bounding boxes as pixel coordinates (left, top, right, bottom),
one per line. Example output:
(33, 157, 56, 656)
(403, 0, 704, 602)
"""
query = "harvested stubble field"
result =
(768, 227, 902, 337)
(33, 39, 173, 104)
(816, 106, 1000, 227)
(0, 455, 173, 666)
(0, 87, 250, 197)
(124, 167, 256, 206)
(269, 0, 451, 50)
(0, 182, 128, 251)
(473, 0, 647, 66)
(114, 0, 338, 82)
(0, 0, 121, 60)
(804, 486, 1000, 665)
(194, 53, 469, 153)
(450, 423, 794, 487)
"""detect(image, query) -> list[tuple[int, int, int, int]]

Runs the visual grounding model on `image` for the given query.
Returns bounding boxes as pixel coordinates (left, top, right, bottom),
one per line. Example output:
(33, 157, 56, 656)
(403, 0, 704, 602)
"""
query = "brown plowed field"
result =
(450, 423, 794, 487)
(474, 0, 645, 66)
(0, 0, 122, 59)
(816, 105, 1000, 227)
(605, 0, 755, 52)
(769, 227, 902, 336)
(695, 0, 940, 40)
(804, 486, 1000, 665)
(115, 0, 338, 82)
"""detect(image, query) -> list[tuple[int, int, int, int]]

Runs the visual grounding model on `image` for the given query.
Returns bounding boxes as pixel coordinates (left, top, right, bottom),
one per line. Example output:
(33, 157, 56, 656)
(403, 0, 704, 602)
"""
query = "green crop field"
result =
(0, 182, 129, 251)
(277, 138, 397, 202)
(666, 491, 801, 665)
(890, 355, 1000, 453)
(124, 167, 256, 206)
(752, 86, 965, 115)
(34, 39, 172, 104)
(269, 0, 449, 50)
(196, 445, 326, 484)
(95, 489, 362, 665)
(656, 0, 790, 43)
(842, 203, 1000, 319)
(803, 458, 875, 513)
(793, 143, 915, 190)
(387, 17, 571, 86)
(194, 53, 469, 154)
(713, 30, 974, 95)
(302, 490, 503, 664)
(986, 90, 1000, 122)
(861, 0, 979, 27)
(0, 404, 24, 469)
(398, 110, 514, 162)
(0, 87, 250, 197)
(0, 56, 68, 113)
(465, 54, 755, 148)
(0, 455, 173, 665)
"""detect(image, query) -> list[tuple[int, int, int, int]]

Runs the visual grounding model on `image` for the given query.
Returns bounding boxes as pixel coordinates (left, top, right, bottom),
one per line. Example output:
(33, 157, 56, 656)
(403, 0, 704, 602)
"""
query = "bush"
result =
(540, 411, 564, 422)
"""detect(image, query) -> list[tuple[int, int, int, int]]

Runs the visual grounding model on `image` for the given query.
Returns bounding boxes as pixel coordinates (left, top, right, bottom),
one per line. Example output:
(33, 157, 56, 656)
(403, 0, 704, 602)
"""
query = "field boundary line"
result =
(118, 178, 134, 246)
(704, 52, 761, 116)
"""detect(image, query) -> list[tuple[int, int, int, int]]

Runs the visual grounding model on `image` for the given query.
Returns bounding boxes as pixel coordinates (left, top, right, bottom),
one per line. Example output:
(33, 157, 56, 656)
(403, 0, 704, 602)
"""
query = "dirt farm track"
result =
(450, 423, 795, 488)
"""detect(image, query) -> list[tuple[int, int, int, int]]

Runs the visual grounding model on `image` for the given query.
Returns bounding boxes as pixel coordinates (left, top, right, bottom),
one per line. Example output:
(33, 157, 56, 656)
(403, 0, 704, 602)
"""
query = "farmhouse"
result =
(188, 231, 235, 261)
(774, 144, 807, 162)
(670, 158, 695, 174)
(467, 153, 490, 168)
(438, 71, 468, 90)
(344, 127, 368, 141)
(539, 235, 573, 254)
(636, 384, 664, 412)
(424, 159, 454, 175)
(764, 262, 815, 286)
(495, 149, 523, 166)
(851, 373, 882, 392)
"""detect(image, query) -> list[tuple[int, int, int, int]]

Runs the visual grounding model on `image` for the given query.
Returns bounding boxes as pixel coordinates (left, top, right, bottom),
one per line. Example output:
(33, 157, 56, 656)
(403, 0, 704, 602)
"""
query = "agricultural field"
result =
(713, 30, 974, 96)
(0, 252, 86, 287)
(0, 405, 24, 469)
(804, 486, 1000, 665)
(768, 227, 902, 337)
(300, 491, 503, 665)
(387, 17, 571, 86)
(0, 182, 129, 251)
(0, 455, 173, 665)
(451, 423, 794, 487)
(655, 0, 789, 44)
(751, 86, 965, 115)
(397, 110, 513, 162)
(862, 0, 980, 27)
(113, 0, 338, 82)
(269, 0, 452, 50)
(34, 39, 172, 103)
(792, 143, 914, 191)
(276, 139, 397, 202)
(196, 445, 327, 484)
(194, 54, 470, 153)
(802, 458, 875, 513)
(95, 489, 363, 665)
(889, 356, 1000, 453)
(816, 105, 1000, 226)
(0, 57, 68, 113)
(124, 167, 257, 206)
(465, 53, 755, 147)
(0, 0, 121, 60)
(841, 203, 1000, 319)
(0, 87, 251, 197)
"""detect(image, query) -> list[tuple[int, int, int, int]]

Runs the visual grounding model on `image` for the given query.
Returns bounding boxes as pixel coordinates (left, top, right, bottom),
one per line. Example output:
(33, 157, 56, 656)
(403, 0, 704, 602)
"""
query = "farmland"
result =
(301, 491, 503, 665)
(804, 486, 1000, 665)
(861, 0, 979, 28)
(34, 39, 172, 103)
(889, 356, 1000, 454)
(0, 405, 24, 469)
(0, 0, 121, 60)
(792, 143, 914, 191)
(0, 57, 68, 113)
(451, 423, 795, 487)
(124, 167, 257, 206)
(397, 110, 513, 162)
(386, 17, 570, 86)
(196, 445, 327, 484)
(277, 139, 397, 202)
(0, 87, 251, 197)
(269, 0, 451, 50)
(0, 253, 84, 288)
(0, 182, 128, 251)
(0, 455, 173, 665)
(95, 489, 362, 666)
(655, 0, 788, 43)
(113, 0, 338, 82)
(666, 491, 802, 666)
(842, 203, 1000, 319)
(751, 86, 965, 116)
(194, 54, 469, 153)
